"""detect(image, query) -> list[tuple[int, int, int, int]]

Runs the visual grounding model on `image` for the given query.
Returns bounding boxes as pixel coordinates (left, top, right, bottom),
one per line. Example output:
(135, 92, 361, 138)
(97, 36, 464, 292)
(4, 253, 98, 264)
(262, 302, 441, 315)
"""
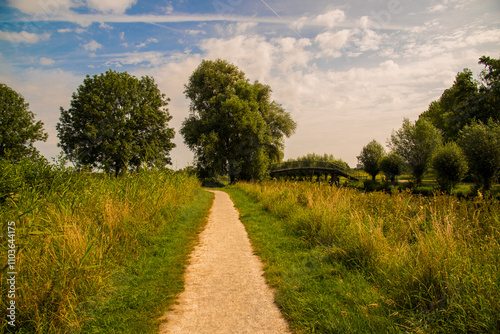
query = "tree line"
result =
(0, 59, 296, 181)
(357, 55, 500, 193)
(2, 55, 498, 188)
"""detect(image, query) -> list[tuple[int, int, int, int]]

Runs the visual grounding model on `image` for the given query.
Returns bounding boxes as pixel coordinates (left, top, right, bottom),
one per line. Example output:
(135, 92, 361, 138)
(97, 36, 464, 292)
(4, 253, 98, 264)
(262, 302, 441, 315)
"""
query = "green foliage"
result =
(421, 56, 500, 141)
(389, 118, 442, 185)
(57, 70, 175, 176)
(181, 59, 296, 182)
(379, 151, 405, 183)
(431, 142, 469, 193)
(229, 181, 500, 333)
(357, 139, 385, 181)
(287, 152, 350, 169)
(0, 83, 48, 161)
(458, 120, 500, 191)
(0, 156, 57, 202)
(0, 168, 212, 333)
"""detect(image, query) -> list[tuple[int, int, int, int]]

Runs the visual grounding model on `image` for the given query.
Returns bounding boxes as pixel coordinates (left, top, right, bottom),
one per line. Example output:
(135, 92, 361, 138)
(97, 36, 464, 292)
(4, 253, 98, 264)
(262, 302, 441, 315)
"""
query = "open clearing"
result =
(159, 190, 290, 334)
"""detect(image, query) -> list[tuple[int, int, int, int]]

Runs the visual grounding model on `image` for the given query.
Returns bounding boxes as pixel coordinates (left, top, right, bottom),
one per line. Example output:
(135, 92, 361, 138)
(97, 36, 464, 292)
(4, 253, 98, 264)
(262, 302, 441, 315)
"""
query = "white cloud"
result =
(291, 16, 308, 31)
(86, 0, 137, 14)
(355, 29, 382, 51)
(58, 28, 72, 33)
(199, 35, 276, 82)
(427, 4, 447, 13)
(0, 30, 50, 44)
(40, 57, 55, 65)
(82, 40, 102, 51)
(186, 30, 206, 36)
(7, 0, 77, 16)
(137, 38, 159, 48)
(163, 3, 174, 14)
(314, 30, 351, 57)
(99, 22, 113, 29)
(0, 64, 82, 160)
(235, 22, 257, 34)
(315, 9, 346, 29)
(104, 51, 166, 67)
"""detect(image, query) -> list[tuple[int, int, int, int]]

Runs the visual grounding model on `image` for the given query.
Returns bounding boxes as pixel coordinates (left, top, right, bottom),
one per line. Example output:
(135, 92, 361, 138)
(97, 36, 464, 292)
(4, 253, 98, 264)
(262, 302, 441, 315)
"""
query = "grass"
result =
(226, 181, 500, 333)
(1, 159, 214, 333)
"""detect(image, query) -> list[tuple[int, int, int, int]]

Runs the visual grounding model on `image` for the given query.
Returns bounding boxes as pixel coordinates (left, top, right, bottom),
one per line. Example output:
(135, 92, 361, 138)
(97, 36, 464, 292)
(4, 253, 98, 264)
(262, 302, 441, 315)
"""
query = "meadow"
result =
(227, 181, 500, 333)
(1, 159, 213, 333)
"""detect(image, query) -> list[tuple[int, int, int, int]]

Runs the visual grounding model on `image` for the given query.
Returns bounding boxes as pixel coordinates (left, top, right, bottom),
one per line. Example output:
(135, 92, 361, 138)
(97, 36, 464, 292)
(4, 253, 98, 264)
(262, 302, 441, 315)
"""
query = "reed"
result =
(231, 181, 500, 333)
(1, 163, 210, 333)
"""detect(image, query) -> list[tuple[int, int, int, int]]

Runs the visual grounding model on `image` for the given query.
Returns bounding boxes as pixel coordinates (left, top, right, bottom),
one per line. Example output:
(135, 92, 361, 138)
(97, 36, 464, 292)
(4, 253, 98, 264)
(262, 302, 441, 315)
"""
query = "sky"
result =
(0, 0, 499, 169)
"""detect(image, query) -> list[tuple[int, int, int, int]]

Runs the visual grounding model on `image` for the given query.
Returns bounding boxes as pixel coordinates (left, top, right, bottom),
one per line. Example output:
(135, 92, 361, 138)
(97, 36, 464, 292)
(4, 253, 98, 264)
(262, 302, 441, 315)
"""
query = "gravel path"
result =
(159, 190, 290, 334)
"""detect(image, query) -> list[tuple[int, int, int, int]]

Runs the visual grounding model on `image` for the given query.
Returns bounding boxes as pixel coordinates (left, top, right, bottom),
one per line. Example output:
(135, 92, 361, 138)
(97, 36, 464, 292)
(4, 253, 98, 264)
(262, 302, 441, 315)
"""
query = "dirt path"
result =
(159, 190, 290, 334)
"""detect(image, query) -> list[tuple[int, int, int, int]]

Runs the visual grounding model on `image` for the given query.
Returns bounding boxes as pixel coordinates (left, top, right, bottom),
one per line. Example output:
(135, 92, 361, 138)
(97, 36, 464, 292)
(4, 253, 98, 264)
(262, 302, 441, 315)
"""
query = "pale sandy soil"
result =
(158, 190, 291, 334)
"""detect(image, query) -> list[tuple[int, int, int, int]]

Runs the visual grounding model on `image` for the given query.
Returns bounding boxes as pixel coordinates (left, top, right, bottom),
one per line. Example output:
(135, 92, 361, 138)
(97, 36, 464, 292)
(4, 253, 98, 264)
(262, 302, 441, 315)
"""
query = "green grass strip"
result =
(225, 187, 401, 334)
(80, 189, 214, 334)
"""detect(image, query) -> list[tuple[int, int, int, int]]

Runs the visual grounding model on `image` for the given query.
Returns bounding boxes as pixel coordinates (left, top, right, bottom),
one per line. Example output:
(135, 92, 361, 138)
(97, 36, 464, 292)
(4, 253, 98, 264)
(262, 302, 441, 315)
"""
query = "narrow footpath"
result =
(159, 190, 290, 334)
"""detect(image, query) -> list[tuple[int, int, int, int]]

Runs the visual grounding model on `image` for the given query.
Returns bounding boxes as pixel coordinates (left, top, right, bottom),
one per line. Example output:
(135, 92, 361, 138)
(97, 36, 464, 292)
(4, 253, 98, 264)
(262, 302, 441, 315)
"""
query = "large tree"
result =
(57, 70, 175, 176)
(420, 56, 500, 141)
(181, 59, 296, 182)
(357, 140, 385, 181)
(389, 118, 442, 185)
(458, 120, 500, 191)
(0, 83, 48, 161)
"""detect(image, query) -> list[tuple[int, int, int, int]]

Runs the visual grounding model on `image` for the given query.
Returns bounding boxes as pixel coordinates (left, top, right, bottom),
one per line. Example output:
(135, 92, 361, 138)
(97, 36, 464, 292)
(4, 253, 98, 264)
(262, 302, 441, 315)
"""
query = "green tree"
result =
(389, 118, 442, 185)
(420, 68, 478, 141)
(421, 56, 500, 141)
(181, 59, 296, 182)
(379, 151, 405, 183)
(458, 120, 500, 191)
(431, 142, 468, 193)
(57, 70, 175, 176)
(0, 83, 48, 161)
(290, 153, 349, 169)
(357, 140, 385, 181)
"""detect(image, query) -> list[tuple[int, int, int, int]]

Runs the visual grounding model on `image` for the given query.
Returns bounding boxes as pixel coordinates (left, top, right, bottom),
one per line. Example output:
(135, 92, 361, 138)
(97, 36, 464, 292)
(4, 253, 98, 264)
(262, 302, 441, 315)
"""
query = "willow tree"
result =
(181, 59, 296, 182)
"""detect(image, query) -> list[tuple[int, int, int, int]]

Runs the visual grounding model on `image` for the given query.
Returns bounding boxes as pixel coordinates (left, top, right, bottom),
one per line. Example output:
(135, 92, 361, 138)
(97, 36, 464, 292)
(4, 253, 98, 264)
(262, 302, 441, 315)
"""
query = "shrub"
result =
(431, 142, 469, 193)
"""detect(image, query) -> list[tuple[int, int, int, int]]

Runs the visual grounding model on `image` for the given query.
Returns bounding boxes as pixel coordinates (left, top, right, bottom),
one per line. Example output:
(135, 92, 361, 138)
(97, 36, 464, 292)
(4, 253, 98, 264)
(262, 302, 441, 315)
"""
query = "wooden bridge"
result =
(270, 161, 367, 182)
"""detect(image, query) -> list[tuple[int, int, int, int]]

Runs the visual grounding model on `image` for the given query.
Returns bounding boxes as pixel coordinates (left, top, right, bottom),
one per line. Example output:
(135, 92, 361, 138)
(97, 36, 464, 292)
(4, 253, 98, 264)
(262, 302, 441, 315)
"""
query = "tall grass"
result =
(232, 181, 500, 333)
(1, 160, 209, 333)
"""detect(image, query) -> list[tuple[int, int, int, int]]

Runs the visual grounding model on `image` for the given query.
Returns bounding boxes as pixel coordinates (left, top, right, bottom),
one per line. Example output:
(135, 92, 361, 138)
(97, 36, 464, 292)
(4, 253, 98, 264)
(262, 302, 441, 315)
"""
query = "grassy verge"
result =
(1, 161, 213, 333)
(226, 181, 500, 333)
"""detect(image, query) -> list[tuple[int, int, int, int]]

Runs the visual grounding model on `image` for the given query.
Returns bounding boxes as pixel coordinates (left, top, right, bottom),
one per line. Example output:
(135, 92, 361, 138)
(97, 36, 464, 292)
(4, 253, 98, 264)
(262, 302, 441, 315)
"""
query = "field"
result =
(226, 181, 500, 333)
(1, 160, 213, 333)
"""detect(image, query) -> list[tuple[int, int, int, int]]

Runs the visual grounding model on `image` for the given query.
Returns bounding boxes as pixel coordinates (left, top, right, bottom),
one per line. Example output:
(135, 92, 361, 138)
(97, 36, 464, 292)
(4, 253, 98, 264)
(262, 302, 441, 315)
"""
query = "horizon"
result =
(1, 0, 499, 168)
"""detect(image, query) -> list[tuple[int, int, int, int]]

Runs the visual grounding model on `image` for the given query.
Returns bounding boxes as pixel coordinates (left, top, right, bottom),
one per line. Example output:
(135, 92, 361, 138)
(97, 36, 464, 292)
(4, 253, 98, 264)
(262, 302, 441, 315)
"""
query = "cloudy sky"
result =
(1, 0, 499, 168)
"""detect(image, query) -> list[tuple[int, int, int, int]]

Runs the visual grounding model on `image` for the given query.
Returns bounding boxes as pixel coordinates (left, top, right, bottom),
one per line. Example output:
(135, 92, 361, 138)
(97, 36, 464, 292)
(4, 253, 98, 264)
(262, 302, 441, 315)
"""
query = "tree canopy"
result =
(57, 70, 175, 176)
(389, 118, 442, 185)
(0, 83, 48, 161)
(288, 153, 349, 169)
(420, 56, 500, 141)
(357, 140, 385, 181)
(431, 142, 468, 193)
(379, 151, 405, 183)
(181, 59, 296, 182)
(458, 120, 500, 191)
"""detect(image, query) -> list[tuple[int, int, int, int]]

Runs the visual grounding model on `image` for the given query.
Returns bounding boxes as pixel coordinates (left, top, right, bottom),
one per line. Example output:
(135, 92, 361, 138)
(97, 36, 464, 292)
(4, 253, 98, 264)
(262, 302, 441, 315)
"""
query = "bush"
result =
(431, 142, 469, 193)
(0, 156, 57, 202)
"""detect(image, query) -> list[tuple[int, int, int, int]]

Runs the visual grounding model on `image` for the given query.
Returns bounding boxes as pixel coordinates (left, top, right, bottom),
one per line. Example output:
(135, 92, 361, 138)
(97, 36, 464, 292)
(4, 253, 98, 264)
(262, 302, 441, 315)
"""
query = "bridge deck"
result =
(270, 161, 365, 181)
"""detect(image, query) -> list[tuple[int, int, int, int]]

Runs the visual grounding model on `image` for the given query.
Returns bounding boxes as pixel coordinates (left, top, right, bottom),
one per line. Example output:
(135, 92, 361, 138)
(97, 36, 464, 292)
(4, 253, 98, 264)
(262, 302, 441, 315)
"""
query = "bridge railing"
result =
(271, 160, 349, 172)
(270, 161, 369, 180)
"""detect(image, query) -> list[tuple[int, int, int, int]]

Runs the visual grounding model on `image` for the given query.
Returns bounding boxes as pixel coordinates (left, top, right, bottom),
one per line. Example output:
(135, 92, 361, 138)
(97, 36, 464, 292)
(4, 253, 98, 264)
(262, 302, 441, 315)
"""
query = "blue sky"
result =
(1, 0, 499, 168)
